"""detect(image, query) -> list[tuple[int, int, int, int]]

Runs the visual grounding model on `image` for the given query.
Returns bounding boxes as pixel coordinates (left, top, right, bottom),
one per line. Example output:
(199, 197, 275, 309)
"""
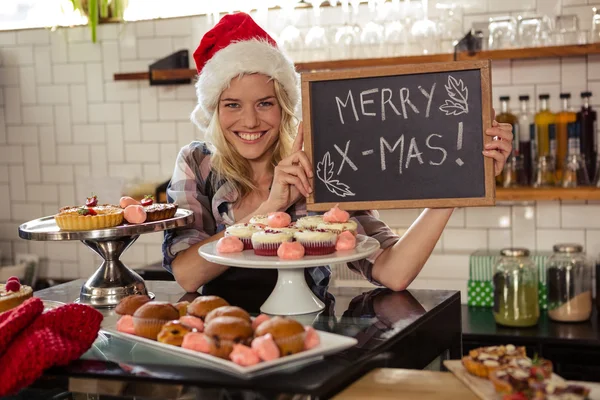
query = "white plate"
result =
(102, 327, 358, 379)
(199, 234, 380, 269)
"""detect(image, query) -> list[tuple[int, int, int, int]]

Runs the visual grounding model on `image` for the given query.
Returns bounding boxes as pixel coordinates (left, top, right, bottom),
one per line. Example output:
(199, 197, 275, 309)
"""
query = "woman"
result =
(162, 13, 513, 297)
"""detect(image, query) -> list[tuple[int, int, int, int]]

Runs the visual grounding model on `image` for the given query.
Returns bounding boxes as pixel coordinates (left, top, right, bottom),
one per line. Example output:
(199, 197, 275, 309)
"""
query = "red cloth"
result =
(0, 301, 103, 396)
(0, 297, 44, 355)
(193, 12, 277, 73)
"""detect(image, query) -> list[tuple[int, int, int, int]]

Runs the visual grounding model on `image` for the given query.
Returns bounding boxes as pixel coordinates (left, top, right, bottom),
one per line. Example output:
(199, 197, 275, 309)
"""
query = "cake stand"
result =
(18, 209, 194, 308)
(198, 235, 380, 315)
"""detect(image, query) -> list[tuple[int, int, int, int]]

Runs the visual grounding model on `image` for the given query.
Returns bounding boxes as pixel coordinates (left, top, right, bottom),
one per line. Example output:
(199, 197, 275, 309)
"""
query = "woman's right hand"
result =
(266, 123, 313, 212)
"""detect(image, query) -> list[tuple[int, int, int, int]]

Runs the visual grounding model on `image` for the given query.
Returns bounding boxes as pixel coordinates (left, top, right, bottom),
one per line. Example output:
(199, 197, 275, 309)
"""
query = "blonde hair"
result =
(205, 77, 298, 203)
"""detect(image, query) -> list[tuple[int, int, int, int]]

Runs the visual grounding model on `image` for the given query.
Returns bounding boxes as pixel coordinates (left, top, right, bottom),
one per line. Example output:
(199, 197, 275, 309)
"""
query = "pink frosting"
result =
(120, 196, 141, 208)
(216, 236, 244, 253)
(229, 344, 261, 366)
(116, 315, 135, 335)
(277, 241, 305, 260)
(252, 314, 271, 330)
(179, 315, 204, 332)
(335, 231, 356, 251)
(304, 326, 321, 350)
(124, 205, 147, 224)
(267, 212, 292, 228)
(182, 332, 215, 354)
(323, 204, 350, 223)
(251, 333, 281, 361)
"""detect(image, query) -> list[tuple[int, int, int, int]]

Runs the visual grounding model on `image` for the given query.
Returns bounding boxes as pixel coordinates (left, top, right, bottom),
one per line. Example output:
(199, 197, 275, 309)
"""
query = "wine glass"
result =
(410, 0, 439, 55)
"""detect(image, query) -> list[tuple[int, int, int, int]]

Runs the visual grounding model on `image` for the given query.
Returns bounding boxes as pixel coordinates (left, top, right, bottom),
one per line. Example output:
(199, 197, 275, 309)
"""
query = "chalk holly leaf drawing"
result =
(316, 152, 355, 198)
(439, 75, 469, 116)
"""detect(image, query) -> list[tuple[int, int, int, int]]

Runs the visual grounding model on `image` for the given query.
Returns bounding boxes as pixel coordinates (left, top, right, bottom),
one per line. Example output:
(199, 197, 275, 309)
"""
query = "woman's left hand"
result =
(484, 109, 514, 176)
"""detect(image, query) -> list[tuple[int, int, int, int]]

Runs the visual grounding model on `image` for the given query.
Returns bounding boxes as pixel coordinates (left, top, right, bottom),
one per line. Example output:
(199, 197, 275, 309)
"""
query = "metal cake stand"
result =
(18, 209, 194, 308)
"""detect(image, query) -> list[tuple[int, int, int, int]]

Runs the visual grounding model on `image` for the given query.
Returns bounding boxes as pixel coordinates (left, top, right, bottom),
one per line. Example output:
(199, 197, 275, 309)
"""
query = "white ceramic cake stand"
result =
(198, 235, 380, 315)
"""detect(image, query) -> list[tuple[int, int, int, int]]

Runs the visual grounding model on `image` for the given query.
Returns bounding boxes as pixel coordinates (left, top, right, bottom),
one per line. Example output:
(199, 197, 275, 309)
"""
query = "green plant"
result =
(70, 0, 128, 42)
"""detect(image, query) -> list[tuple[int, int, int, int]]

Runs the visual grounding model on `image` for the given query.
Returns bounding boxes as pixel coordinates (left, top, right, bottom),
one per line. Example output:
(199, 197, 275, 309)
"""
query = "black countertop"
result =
(12, 280, 462, 400)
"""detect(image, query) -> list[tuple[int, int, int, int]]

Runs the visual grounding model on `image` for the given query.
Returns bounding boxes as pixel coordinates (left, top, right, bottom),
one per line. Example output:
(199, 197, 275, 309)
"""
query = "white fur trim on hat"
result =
(191, 39, 300, 132)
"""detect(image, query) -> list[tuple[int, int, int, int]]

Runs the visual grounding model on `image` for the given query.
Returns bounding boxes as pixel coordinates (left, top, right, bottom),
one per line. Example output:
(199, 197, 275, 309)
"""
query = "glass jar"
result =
(493, 248, 540, 327)
(546, 243, 592, 322)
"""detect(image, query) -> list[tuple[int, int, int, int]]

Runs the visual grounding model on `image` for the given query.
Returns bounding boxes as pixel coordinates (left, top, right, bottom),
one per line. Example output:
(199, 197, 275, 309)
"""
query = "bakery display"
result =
(114, 295, 322, 367)
(0, 277, 33, 313)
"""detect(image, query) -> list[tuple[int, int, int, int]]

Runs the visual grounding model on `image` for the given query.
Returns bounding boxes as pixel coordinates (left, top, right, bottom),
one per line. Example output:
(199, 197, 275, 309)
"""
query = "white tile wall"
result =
(1, 5, 600, 298)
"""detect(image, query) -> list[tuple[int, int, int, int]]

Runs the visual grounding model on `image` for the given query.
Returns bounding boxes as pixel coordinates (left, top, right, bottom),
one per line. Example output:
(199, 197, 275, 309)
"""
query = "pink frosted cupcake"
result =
(317, 219, 358, 236)
(295, 215, 325, 230)
(293, 228, 337, 255)
(225, 223, 263, 250)
(251, 229, 293, 256)
(249, 214, 269, 227)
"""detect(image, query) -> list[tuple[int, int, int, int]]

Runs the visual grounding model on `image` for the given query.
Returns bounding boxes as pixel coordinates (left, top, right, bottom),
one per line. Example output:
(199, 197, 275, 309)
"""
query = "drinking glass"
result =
(488, 16, 517, 49)
(562, 154, 590, 188)
(592, 7, 600, 43)
(554, 15, 582, 45)
(503, 154, 528, 188)
(533, 155, 556, 188)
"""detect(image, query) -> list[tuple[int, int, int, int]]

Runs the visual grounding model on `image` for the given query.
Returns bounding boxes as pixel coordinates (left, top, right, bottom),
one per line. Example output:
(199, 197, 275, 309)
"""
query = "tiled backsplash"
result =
(1, 3, 600, 302)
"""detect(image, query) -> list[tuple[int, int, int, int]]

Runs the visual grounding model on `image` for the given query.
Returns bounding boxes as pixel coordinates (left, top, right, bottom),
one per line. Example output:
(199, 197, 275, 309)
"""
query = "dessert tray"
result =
(18, 209, 194, 308)
(101, 325, 358, 379)
(199, 235, 380, 315)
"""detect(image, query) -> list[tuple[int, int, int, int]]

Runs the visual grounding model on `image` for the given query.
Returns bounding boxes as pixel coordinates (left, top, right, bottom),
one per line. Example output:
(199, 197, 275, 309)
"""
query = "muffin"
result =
(132, 301, 180, 340)
(174, 301, 190, 317)
(204, 306, 251, 325)
(204, 316, 254, 359)
(225, 223, 263, 250)
(295, 215, 325, 230)
(144, 203, 178, 222)
(115, 294, 152, 316)
(254, 316, 306, 356)
(157, 320, 194, 346)
(251, 229, 293, 256)
(55, 204, 124, 231)
(293, 228, 337, 255)
(249, 214, 269, 227)
(187, 296, 230, 320)
(317, 219, 358, 235)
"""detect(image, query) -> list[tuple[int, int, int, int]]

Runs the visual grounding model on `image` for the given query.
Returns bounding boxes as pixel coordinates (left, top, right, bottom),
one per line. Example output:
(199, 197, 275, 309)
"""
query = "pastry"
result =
(116, 315, 135, 335)
(204, 306, 251, 325)
(55, 204, 123, 231)
(182, 331, 217, 355)
(462, 344, 527, 378)
(225, 223, 263, 249)
(204, 316, 254, 359)
(115, 294, 152, 316)
(119, 196, 140, 208)
(179, 315, 204, 331)
(304, 326, 320, 350)
(157, 320, 194, 346)
(229, 344, 261, 366)
(249, 214, 269, 227)
(132, 301, 179, 340)
(0, 279, 33, 313)
(267, 212, 292, 228)
(323, 204, 350, 223)
(254, 316, 306, 356)
(317, 219, 358, 235)
(143, 203, 178, 222)
(335, 231, 357, 251)
(277, 241, 305, 260)
(251, 333, 280, 361)
(293, 228, 337, 255)
(187, 296, 230, 320)
(251, 229, 293, 256)
(216, 236, 244, 253)
(123, 205, 147, 224)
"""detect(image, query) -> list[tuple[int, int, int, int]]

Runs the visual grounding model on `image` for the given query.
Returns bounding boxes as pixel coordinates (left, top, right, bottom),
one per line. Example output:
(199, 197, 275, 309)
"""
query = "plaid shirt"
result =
(162, 141, 400, 291)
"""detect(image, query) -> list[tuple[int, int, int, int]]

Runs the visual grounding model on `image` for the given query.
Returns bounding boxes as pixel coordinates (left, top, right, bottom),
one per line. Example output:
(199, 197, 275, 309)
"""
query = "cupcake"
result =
(204, 305, 251, 325)
(173, 301, 190, 317)
(157, 320, 194, 346)
(132, 302, 180, 340)
(251, 229, 293, 256)
(249, 214, 269, 227)
(295, 215, 325, 230)
(203, 316, 254, 359)
(317, 219, 358, 235)
(115, 294, 152, 316)
(225, 223, 263, 250)
(187, 295, 230, 320)
(254, 316, 306, 356)
(293, 228, 337, 255)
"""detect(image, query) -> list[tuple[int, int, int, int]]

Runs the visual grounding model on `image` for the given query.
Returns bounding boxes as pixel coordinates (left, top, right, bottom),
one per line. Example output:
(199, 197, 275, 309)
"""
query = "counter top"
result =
(28, 280, 462, 399)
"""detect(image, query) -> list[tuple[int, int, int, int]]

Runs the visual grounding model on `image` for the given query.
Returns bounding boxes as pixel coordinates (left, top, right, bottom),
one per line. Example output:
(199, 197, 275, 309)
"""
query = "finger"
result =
(280, 150, 313, 178)
(279, 164, 312, 194)
(497, 122, 513, 131)
(491, 108, 496, 121)
(482, 149, 506, 173)
(485, 140, 513, 156)
(279, 172, 309, 197)
(291, 122, 304, 153)
(486, 127, 513, 142)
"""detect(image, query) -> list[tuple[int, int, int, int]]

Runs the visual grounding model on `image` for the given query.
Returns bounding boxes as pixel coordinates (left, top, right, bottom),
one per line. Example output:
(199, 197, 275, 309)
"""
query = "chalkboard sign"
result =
(301, 60, 495, 211)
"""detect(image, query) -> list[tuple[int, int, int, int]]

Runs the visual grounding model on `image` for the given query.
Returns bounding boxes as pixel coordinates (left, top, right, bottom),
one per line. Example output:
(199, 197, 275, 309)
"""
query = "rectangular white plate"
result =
(101, 327, 358, 379)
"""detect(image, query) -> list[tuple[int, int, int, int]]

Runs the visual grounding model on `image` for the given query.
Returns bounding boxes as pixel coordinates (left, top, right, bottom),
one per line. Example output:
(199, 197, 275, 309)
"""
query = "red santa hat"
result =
(191, 13, 300, 131)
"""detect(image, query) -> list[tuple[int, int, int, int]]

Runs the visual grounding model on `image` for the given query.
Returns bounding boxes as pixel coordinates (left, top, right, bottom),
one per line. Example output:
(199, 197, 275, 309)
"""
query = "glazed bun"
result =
(254, 316, 305, 356)
(204, 316, 253, 359)
(204, 306, 251, 325)
(187, 295, 229, 320)
(132, 301, 180, 339)
(115, 294, 152, 316)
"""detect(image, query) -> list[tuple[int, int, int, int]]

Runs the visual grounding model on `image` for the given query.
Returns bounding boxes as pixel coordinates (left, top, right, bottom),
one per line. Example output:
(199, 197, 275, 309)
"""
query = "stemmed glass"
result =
(410, 0, 439, 54)
(592, 7, 600, 43)
(277, 0, 304, 60)
(359, 0, 385, 59)
(334, 0, 360, 59)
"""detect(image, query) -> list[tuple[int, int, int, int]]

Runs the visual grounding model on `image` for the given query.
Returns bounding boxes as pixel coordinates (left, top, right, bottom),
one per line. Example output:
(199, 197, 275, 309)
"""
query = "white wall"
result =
(0, 1, 600, 301)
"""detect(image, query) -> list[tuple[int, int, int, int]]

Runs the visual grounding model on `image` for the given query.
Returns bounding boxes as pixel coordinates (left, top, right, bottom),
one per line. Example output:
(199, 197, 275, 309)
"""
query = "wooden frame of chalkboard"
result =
(301, 60, 495, 211)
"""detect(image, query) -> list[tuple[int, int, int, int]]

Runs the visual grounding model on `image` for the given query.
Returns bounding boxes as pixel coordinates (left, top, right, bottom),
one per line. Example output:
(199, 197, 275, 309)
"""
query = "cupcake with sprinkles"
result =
(225, 223, 263, 250)
(295, 215, 325, 230)
(317, 219, 358, 236)
(293, 228, 338, 255)
(249, 214, 269, 227)
(251, 229, 294, 256)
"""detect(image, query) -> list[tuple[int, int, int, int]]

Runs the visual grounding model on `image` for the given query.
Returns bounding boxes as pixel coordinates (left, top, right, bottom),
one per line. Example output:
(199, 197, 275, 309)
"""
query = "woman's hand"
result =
(484, 109, 514, 176)
(266, 123, 314, 211)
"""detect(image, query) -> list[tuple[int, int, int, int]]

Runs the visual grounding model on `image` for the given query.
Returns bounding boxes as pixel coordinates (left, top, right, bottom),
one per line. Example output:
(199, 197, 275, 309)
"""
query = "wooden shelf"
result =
(496, 187, 600, 202)
(113, 43, 600, 82)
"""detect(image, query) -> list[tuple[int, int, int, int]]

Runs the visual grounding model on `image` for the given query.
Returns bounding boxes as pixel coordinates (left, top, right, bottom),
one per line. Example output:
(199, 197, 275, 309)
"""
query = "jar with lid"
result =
(547, 243, 592, 322)
(493, 248, 540, 327)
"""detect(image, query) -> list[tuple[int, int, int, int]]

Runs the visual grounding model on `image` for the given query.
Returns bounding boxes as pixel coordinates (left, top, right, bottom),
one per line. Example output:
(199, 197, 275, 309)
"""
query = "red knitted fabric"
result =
(0, 297, 44, 355)
(0, 303, 103, 396)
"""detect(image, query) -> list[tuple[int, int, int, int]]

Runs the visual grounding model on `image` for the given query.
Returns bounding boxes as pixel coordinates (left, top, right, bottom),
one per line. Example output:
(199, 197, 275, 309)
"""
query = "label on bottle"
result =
(549, 123, 557, 158)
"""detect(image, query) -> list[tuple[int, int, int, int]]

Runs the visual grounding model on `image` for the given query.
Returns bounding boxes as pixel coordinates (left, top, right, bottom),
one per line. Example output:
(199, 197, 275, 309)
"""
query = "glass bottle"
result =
(555, 93, 577, 181)
(518, 95, 534, 185)
(496, 96, 519, 186)
(561, 122, 590, 187)
(578, 91, 597, 183)
(493, 248, 540, 328)
(547, 244, 592, 323)
(533, 94, 557, 187)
